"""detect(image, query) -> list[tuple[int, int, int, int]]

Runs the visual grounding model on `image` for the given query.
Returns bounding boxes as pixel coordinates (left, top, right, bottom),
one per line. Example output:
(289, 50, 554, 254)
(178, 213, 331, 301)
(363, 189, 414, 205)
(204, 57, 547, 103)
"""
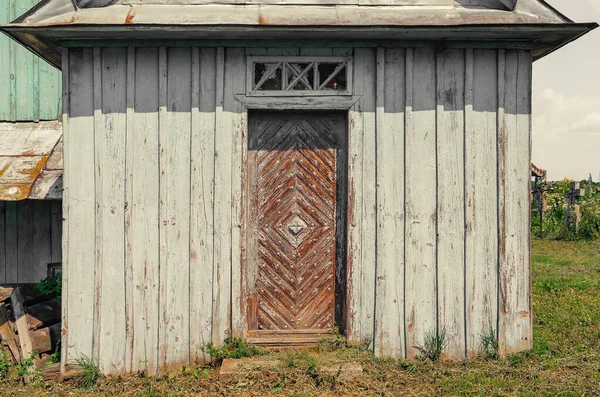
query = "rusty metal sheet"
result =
(0, 121, 63, 200)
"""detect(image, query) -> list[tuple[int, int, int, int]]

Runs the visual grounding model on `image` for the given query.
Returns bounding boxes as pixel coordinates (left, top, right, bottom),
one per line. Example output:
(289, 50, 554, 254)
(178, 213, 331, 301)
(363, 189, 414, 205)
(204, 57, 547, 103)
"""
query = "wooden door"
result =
(246, 111, 346, 345)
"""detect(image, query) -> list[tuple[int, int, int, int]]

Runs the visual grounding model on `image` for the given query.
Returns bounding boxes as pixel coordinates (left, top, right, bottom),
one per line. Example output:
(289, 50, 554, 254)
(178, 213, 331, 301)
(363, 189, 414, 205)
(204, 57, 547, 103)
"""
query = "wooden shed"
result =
(1, 0, 596, 375)
(0, 0, 63, 285)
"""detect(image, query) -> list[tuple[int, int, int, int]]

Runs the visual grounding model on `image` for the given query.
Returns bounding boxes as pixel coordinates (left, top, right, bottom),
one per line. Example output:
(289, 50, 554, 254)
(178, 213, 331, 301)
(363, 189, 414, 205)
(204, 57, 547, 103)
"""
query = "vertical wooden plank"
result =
(436, 49, 466, 360)
(126, 47, 160, 374)
(347, 48, 377, 345)
(0, 3, 10, 120)
(95, 47, 127, 374)
(190, 48, 216, 364)
(91, 47, 103, 366)
(4, 202, 17, 284)
(465, 49, 499, 357)
(212, 47, 229, 346)
(226, 48, 246, 337)
(64, 48, 95, 363)
(374, 48, 406, 358)
(404, 48, 437, 358)
(124, 47, 136, 374)
(498, 50, 533, 356)
(16, 202, 34, 283)
(12, 0, 35, 121)
(159, 47, 192, 371)
(50, 200, 63, 264)
(39, 59, 62, 121)
(32, 201, 52, 282)
(60, 47, 70, 374)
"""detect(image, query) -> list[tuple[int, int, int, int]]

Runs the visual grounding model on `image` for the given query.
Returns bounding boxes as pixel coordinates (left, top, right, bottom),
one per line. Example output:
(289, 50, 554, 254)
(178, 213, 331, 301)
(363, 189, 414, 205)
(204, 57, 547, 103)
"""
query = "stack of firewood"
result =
(0, 285, 61, 369)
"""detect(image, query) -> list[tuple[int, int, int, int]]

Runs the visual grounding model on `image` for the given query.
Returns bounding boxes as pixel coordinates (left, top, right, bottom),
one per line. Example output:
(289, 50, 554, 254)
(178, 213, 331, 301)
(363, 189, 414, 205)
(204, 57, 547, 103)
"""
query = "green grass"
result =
(1, 239, 599, 396)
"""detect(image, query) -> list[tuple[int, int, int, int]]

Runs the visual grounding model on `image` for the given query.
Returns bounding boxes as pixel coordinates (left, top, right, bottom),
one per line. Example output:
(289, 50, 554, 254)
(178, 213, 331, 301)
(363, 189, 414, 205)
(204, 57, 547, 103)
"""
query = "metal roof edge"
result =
(1, 22, 597, 69)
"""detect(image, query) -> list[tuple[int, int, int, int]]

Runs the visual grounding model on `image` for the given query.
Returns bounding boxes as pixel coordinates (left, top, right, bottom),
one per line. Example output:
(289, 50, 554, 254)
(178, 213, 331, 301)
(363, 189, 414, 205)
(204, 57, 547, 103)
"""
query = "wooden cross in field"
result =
(564, 182, 585, 230)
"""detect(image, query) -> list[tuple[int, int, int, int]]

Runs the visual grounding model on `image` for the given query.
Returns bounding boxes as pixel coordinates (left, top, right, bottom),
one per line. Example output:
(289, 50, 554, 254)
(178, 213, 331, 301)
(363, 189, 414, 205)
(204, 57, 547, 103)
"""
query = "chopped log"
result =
(26, 301, 61, 331)
(0, 303, 21, 363)
(30, 323, 61, 355)
(11, 286, 35, 360)
(0, 287, 14, 303)
(42, 363, 62, 383)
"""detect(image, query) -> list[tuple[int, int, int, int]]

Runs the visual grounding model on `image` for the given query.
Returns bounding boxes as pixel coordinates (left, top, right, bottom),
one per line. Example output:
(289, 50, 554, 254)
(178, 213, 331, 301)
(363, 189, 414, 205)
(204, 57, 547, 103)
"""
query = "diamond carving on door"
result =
(247, 112, 346, 344)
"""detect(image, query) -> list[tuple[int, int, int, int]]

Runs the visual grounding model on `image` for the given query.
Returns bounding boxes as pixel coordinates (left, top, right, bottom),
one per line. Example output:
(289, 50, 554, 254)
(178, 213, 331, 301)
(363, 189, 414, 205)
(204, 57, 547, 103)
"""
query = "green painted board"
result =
(0, 0, 61, 122)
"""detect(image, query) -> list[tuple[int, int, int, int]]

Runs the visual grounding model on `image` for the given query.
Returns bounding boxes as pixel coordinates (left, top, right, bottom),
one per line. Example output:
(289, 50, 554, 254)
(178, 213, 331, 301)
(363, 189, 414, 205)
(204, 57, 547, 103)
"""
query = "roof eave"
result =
(1, 22, 597, 70)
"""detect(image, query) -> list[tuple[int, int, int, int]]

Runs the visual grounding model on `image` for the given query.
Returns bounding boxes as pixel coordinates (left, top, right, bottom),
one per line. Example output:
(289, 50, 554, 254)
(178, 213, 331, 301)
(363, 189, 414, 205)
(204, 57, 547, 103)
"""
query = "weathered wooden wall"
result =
(0, 200, 62, 284)
(62, 46, 531, 374)
(0, 0, 62, 122)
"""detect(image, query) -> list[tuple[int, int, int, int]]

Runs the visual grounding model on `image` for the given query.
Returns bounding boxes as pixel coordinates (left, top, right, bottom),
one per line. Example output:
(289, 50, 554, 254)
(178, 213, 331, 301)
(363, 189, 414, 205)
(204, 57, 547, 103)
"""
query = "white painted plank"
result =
(96, 47, 128, 374)
(159, 47, 192, 371)
(374, 48, 406, 358)
(436, 49, 466, 360)
(347, 48, 377, 345)
(404, 48, 437, 358)
(226, 48, 246, 337)
(465, 49, 499, 357)
(212, 47, 230, 346)
(60, 48, 70, 374)
(64, 48, 95, 362)
(126, 47, 161, 374)
(498, 50, 532, 356)
(189, 47, 216, 364)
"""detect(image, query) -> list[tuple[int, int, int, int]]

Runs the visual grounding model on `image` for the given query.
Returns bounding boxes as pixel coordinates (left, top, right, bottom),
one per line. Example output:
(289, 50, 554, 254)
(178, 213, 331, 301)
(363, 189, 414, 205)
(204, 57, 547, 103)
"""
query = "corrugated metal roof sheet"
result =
(0, 0, 62, 122)
(0, 121, 63, 201)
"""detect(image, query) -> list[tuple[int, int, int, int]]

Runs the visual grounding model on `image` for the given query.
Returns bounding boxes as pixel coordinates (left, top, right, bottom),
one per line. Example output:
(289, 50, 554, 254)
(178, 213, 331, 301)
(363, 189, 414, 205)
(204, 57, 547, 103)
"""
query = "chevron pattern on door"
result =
(247, 112, 345, 344)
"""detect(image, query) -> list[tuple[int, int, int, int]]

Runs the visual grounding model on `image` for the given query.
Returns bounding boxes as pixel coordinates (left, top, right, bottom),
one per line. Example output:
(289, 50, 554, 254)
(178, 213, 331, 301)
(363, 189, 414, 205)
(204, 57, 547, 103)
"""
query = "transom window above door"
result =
(247, 57, 353, 96)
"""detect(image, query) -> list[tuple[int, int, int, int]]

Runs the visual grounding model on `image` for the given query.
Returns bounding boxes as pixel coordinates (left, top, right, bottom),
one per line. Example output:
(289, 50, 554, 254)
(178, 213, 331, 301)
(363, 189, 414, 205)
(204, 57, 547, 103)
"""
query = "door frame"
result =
(235, 94, 362, 342)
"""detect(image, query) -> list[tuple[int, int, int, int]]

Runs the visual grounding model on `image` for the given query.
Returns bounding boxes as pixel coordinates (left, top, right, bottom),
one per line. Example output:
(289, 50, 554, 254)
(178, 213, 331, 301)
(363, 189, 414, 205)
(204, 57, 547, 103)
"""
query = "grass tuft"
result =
(415, 329, 447, 362)
(479, 328, 499, 360)
(74, 356, 100, 389)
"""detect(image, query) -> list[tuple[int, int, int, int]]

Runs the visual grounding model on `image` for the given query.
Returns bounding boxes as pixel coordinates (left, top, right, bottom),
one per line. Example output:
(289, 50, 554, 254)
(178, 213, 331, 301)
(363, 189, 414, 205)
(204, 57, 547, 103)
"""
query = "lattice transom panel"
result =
(247, 57, 353, 96)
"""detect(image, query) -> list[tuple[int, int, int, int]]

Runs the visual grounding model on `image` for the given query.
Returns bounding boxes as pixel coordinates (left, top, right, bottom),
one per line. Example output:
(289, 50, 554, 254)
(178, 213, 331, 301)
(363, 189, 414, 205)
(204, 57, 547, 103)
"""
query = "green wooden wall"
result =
(0, 0, 62, 122)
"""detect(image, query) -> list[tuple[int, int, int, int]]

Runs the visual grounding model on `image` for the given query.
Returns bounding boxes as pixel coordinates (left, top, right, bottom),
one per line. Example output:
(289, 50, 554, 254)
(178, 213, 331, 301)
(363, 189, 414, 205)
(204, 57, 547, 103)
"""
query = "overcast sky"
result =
(532, 0, 600, 181)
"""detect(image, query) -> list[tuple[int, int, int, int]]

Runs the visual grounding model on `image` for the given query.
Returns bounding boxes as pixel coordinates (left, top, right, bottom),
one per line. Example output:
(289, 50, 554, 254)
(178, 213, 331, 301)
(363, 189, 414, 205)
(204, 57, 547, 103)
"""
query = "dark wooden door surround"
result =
(246, 111, 347, 345)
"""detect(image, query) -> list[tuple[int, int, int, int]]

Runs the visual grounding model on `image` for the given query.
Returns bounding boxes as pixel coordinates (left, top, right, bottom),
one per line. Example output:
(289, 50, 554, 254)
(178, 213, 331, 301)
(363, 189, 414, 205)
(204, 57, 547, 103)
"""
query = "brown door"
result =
(246, 111, 346, 345)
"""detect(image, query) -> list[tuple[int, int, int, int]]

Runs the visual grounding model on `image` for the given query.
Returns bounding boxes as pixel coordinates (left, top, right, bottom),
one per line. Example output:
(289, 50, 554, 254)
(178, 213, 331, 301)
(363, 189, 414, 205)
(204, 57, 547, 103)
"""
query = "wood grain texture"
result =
(212, 47, 230, 346)
(189, 47, 216, 364)
(436, 49, 466, 359)
(498, 50, 532, 356)
(346, 48, 377, 344)
(374, 48, 406, 358)
(159, 47, 192, 371)
(124, 47, 161, 374)
(64, 48, 95, 362)
(247, 113, 342, 338)
(60, 47, 69, 375)
(226, 48, 246, 336)
(404, 48, 437, 358)
(465, 49, 499, 357)
(95, 47, 127, 374)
